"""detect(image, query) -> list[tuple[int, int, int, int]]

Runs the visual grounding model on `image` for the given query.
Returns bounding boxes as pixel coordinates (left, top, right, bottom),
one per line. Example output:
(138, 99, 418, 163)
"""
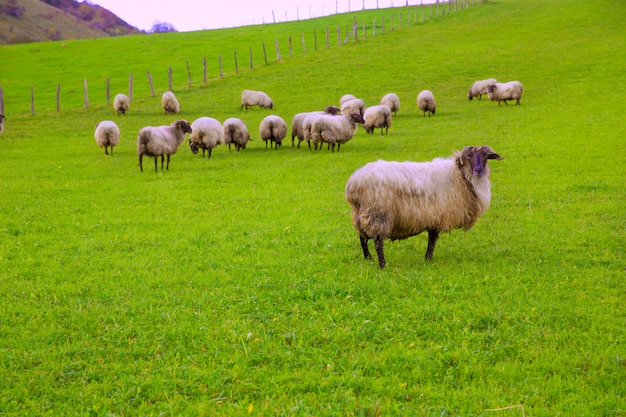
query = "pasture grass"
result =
(0, 0, 624, 415)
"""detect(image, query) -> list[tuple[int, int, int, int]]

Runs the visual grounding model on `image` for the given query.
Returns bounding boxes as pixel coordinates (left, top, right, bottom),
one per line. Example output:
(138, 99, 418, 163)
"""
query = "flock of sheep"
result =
(91, 77, 520, 267)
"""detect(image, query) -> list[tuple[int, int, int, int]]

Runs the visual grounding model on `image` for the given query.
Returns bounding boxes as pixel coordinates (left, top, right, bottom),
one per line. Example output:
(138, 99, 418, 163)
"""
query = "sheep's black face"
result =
(189, 141, 199, 154)
(459, 146, 503, 178)
(487, 84, 497, 94)
(352, 113, 365, 124)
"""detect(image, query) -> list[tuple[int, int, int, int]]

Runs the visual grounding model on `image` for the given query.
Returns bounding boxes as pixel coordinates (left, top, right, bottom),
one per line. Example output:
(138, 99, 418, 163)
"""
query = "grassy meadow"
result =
(0, 0, 624, 415)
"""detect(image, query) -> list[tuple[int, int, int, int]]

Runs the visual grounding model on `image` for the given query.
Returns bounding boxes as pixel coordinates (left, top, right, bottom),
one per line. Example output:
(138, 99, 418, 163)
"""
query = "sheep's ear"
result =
(488, 152, 503, 160)
(481, 145, 503, 160)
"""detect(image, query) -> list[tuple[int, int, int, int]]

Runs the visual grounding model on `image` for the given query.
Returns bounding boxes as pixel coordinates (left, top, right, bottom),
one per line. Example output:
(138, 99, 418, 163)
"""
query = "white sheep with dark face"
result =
(417, 90, 436, 116)
(241, 90, 274, 110)
(113, 93, 130, 116)
(162, 91, 180, 114)
(137, 120, 192, 172)
(346, 146, 503, 268)
(188, 117, 223, 159)
(94, 120, 120, 155)
(468, 78, 497, 101)
(487, 81, 524, 106)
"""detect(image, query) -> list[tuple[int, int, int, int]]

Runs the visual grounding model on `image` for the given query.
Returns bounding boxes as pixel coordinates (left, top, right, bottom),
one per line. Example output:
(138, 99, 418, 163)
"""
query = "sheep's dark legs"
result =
(359, 235, 372, 260)
(139, 155, 144, 172)
(374, 236, 386, 268)
(425, 230, 439, 260)
(154, 157, 158, 172)
(208, 148, 212, 159)
(166, 155, 171, 170)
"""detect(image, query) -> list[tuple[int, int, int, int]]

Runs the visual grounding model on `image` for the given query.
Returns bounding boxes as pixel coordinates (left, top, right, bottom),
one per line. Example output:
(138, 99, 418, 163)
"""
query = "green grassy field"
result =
(0, 0, 624, 415)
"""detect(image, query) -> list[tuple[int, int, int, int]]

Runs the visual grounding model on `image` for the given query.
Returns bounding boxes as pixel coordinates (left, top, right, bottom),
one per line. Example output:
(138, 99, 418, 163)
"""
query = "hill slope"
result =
(0, 0, 138, 44)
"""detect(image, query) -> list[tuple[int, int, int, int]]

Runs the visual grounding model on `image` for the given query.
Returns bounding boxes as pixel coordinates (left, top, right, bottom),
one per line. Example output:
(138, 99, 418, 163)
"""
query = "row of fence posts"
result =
(3, 1, 477, 115)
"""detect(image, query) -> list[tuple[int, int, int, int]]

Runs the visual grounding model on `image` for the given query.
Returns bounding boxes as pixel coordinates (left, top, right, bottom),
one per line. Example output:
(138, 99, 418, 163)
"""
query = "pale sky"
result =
(86, 0, 436, 32)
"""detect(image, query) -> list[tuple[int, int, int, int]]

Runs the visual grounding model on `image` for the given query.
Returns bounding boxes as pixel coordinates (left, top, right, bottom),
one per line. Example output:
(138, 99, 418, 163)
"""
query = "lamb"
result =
(380, 93, 400, 116)
(340, 98, 365, 116)
(113, 93, 130, 116)
(417, 90, 436, 116)
(363, 104, 392, 136)
(310, 113, 365, 152)
(188, 117, 223, 159)
(290, 106, 339, 147)
(223, 118, 251, 152)
(260, 115, 287, 149)
(241, 89, 274, 110)
(94, 120, 120, 155)
(487, 81, 523, 106)
(467, 78, 497, 101)
(0, 114, 4, 134)
(162, 91, 180, 114)
(345, 146, 503, 268)
(137, 120, 192, 172)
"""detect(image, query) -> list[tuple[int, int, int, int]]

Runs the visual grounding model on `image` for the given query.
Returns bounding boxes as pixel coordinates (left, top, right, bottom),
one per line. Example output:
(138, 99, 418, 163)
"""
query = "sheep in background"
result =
(162, 91, 180, 114)
(345, 146, 503, 268)
(137, 119, 192, 172)
(260, 115, 287, 149)
(417, 90, 436, 116)
(340, 98, 365, 116)
(223, 118, 251, 151)
(380, 93, 400, 116)
(487, 81, 524, 106)
(290, 106, 339, 147)
(188, 117, 223, 159)
(363, 104, 392, 136)
(0, 114, 4, 134)
(113, 93, 130, 116)
(468, 78, 497, 101)
(339, 94, 357, 107)
(310, 113, 365, 152)
(241, 89, 274, 110)
(94, 120, 120, 155)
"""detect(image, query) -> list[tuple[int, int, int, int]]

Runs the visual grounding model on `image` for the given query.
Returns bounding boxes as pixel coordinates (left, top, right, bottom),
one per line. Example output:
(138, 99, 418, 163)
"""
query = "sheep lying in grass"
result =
(188, 117, 223, 159)
(417, 90, 436, 116)
(113, 93, 130, 116)
(223, 118, 251, 151)
(340, 98, 365, 116)
(380, 93, 400, 116)
(311, 113, 365, 152)
(363, 104, 392, 136)
(94, 120, 120, 155)
(241, 89, 274, 110)
(137, 120, 192, 172)
(260, 115, 287, 149)
(290, 106, 339, 147)
(468, 78, 497, 101)
(162, 91, 180, 114)
(487, 81, 524, 106)
(345, 146, 503, 268)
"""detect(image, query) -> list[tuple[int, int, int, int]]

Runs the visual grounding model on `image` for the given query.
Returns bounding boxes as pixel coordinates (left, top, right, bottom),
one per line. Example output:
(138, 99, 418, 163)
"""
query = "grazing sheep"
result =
(94, 120, 120, 155)
(113, 93, 130, 116)
(0, 114, 4, 134)
(188, 117, 223, 159)
(345, 146, 503, 268)
(363, 104, 393, 136)
(380, 93, 400, 116)
(241, 89, 274, 110)
(340, 98, 365, 116)
(310, 113, 365, 152)
(339, 94, 357, 107)
(468, 78, 497, 101)
(290, 106, 339, 147)
(162, 91, 180, 114)
(223, 118, 251, 151)
(137, 120, 192, 172)
(260, 115, 287, 149)
(417, 90, 436, 116)
(487, 81, 524, 106)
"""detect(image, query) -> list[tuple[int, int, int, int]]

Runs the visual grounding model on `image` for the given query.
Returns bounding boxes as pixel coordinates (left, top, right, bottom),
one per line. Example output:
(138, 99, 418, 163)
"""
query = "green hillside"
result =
(0, 0, 624, 415)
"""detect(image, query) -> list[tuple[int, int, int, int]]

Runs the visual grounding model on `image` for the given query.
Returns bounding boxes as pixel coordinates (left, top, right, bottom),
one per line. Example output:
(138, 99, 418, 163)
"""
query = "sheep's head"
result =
(189, 139, 199, 154)
(350, 113, 365, 125)
(486, 84, 497, 94)
(325, 105, 339, 115)
(176, 120, 193, 134)
(457, 146, 503, 178)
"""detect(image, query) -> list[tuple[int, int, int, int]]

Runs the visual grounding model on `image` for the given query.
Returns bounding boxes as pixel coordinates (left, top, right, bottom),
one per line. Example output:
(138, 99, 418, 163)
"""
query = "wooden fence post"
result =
(314, 29, 317, 51)
(289, 36, 293, 59)
(186, 60, 191, 87)
(84, 78, 88, 109)
(234, 50, 239, 74)
(147, 71, 155, 97)
(168, 67, 173, 91)
(262, 43, 268, 65)
(106, 77, 110, 105)
(275, 39, 281, 61)
(56, 84, 60, 113)
(337, 26, 341, 45)
(326, 27, 329, 48)
(249, 47, 253, 70)
(128, 73, 133, 101)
